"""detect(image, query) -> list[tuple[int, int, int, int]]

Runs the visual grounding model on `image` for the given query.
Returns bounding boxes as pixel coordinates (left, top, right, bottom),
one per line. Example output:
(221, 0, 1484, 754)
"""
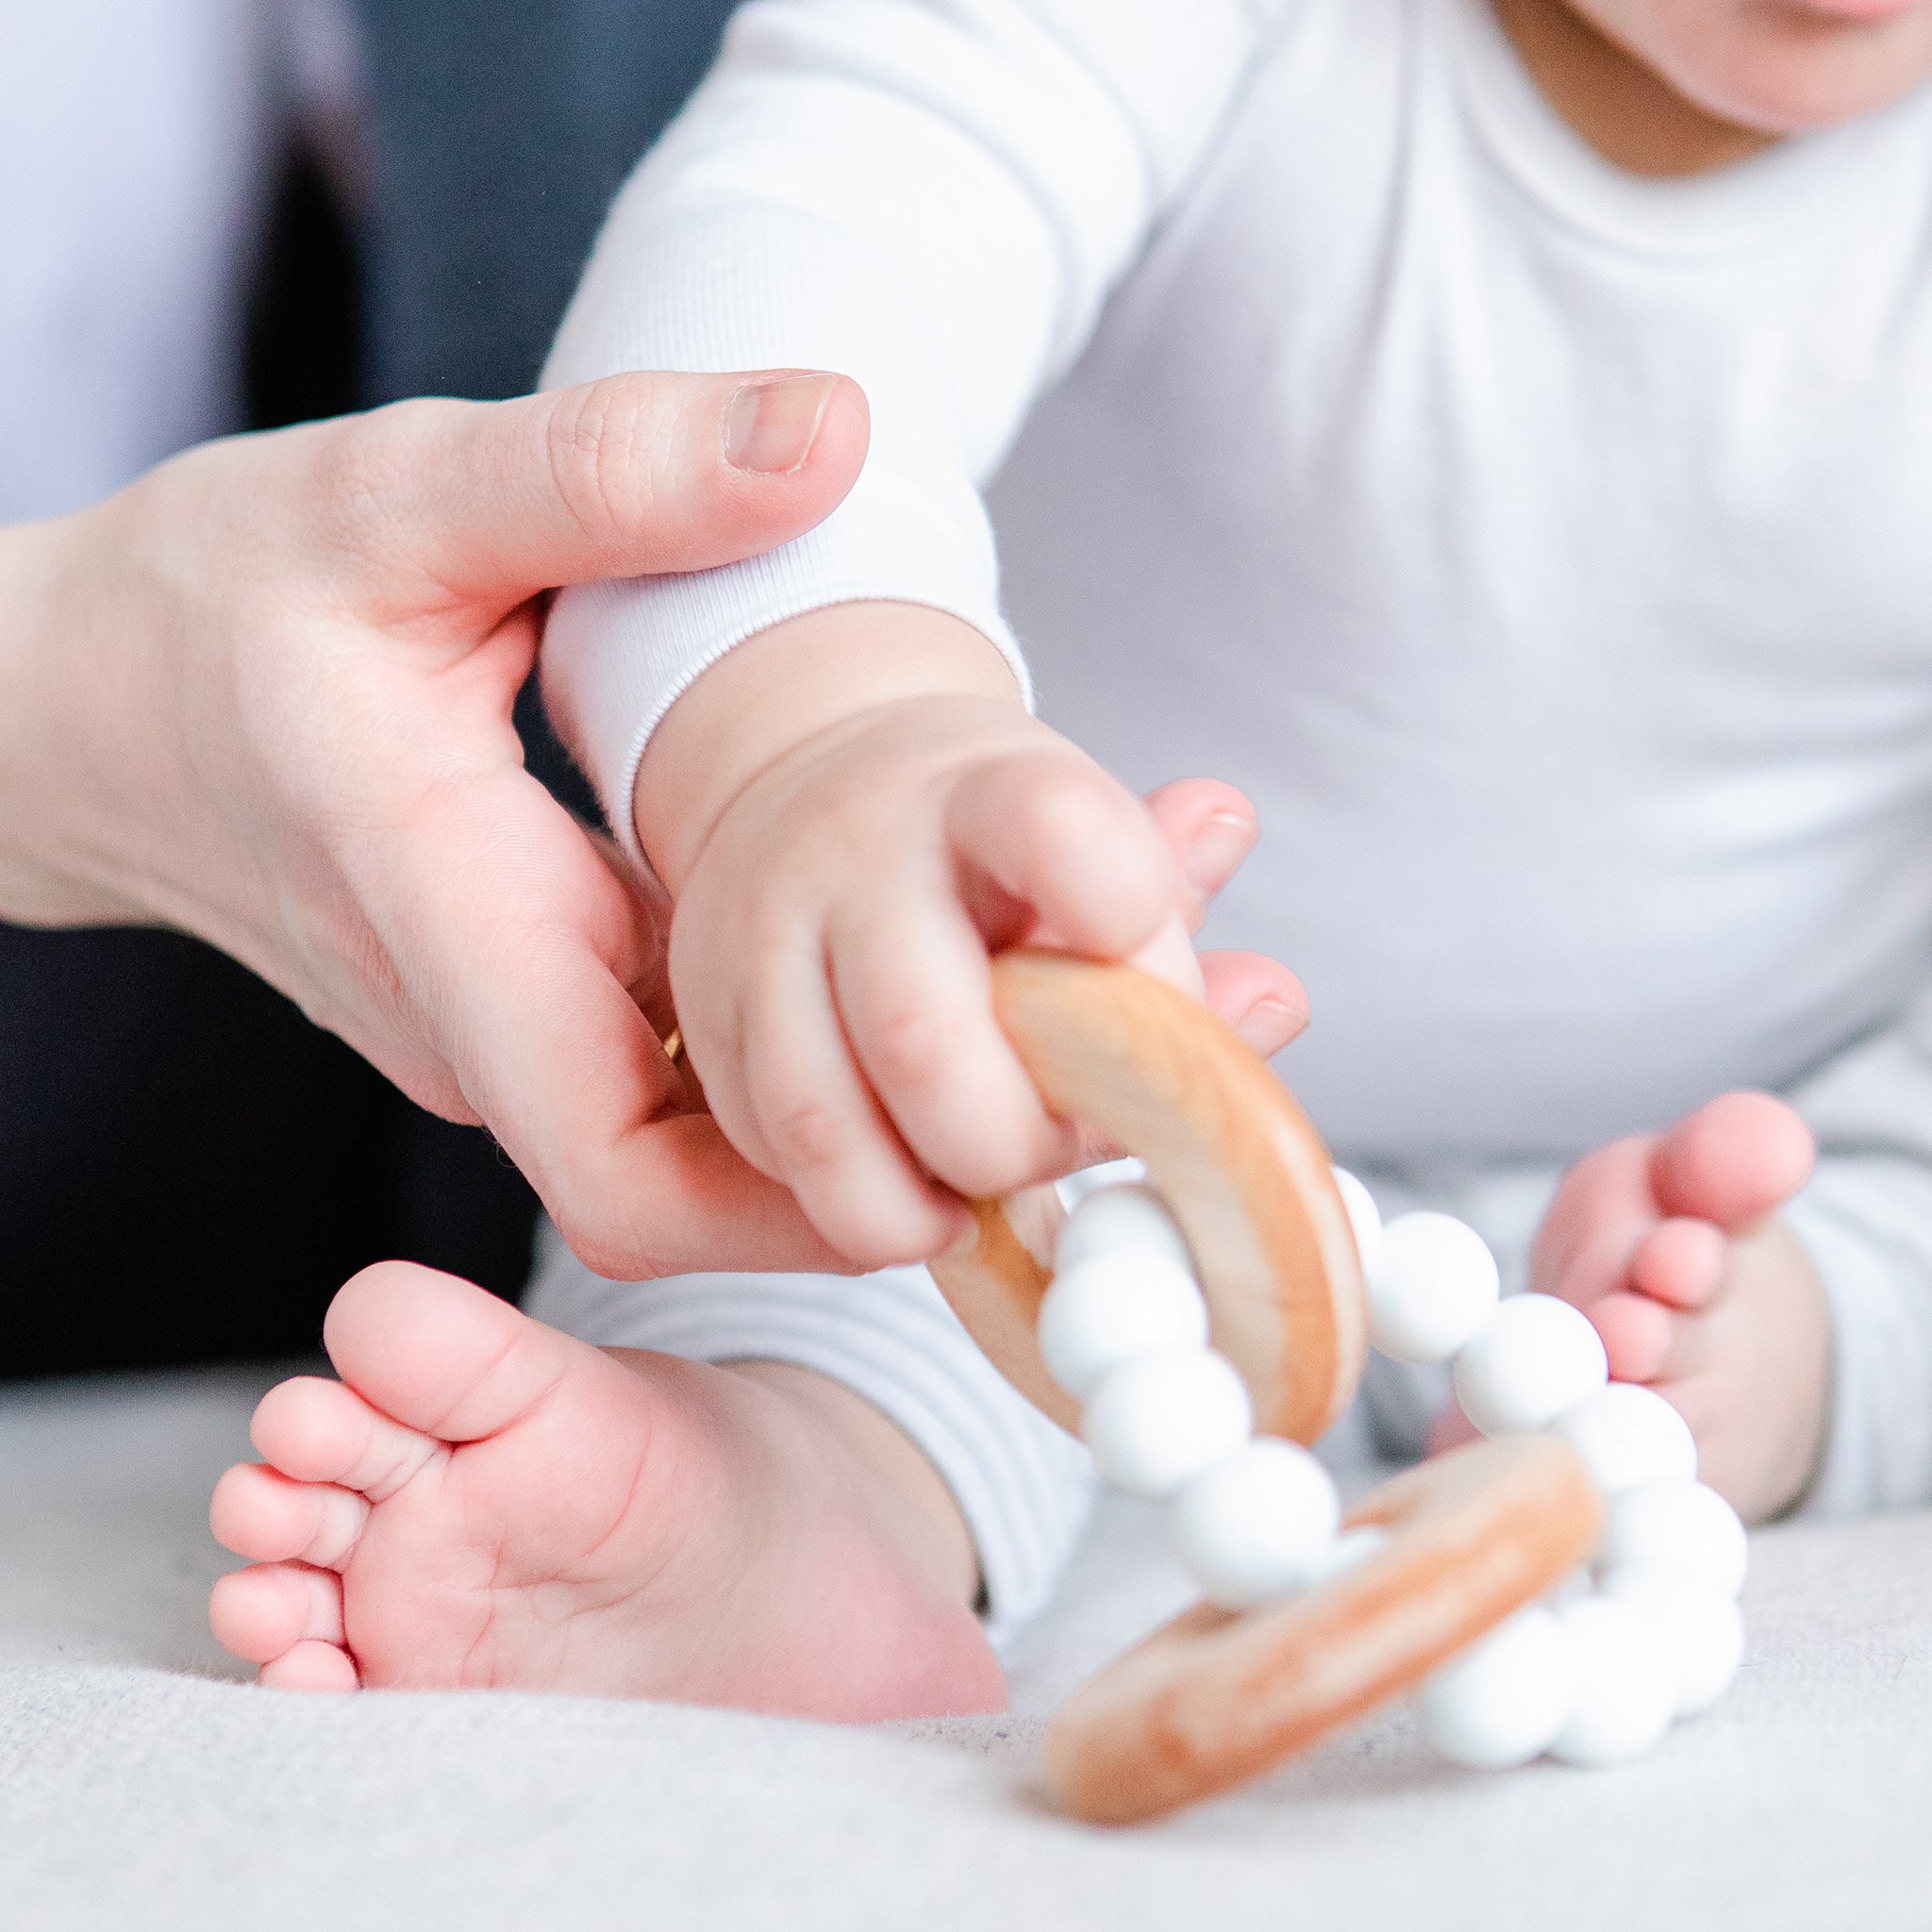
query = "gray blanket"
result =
(1, 1365, 1927, 1930)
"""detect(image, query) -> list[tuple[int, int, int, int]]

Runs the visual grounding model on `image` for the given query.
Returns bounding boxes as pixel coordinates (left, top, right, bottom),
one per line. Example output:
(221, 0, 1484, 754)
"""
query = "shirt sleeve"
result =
(537, 0, 1288, 853)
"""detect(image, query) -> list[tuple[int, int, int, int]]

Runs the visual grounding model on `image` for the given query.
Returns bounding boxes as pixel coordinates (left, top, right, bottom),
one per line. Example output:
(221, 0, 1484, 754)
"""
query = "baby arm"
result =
(540, 0, 1283, 1262)
(519, 3, 1294, 1649)
(636, 597, 1197, 1264)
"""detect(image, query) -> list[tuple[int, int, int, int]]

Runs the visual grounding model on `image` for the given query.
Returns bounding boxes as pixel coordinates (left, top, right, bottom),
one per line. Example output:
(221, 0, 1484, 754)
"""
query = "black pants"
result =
(0, 924, 537, 1378)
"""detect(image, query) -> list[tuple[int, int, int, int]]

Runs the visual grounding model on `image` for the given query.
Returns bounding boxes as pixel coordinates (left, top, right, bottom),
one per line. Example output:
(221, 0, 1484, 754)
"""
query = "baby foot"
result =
(208, 1261, 1005, 1718)
(1524, 1092, 1830, 1521)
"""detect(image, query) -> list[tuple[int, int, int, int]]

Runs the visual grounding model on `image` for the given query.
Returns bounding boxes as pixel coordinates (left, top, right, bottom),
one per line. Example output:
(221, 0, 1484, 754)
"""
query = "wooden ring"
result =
(1045, 1434, 1604, 1824)
(927, 951, 1367, 1443)
(929, 951, 1607, 1822)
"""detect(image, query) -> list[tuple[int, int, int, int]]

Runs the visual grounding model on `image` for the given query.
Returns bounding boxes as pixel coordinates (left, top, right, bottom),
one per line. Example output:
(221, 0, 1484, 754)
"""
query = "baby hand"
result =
(636, 602, 1284, 1267)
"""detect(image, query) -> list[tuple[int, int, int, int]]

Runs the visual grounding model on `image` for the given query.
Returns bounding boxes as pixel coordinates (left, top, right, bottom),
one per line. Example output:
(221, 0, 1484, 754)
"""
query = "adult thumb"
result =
(337, 369, 870, 609)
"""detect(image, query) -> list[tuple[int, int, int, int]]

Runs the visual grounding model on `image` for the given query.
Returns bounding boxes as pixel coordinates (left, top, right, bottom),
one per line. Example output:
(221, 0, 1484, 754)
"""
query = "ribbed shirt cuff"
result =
(542, 483, 1026, 859)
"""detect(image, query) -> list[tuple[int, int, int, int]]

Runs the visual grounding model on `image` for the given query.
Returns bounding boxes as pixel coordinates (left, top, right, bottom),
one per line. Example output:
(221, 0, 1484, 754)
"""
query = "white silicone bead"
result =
(1366, 1212, 1501, 1364)
(1038, 1252, 1208, 1401)
(1598, 1478, 1749, 1600)
(1547, 1597, 1675, 1768)
(1173, 1439, 1342, 1609)
(1082, 1348, 1255, 1500)
(1550, 1383, 1698, 1495)
(1056, 1183, 1193, 1278)
(1303, 1524, 1389, 1585)
(1420, 1605, 1574, 1771)
(1055, 1156, 1146, 1211)
(1453, 1294, 1609, 1437)
(1331, 1167, 1383, 1272)
(1604, 1576, 1745, 1719)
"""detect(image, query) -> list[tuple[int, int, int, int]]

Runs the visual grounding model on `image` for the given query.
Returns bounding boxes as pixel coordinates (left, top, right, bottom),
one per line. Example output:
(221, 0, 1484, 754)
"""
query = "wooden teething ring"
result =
(928, 951, 1603, 1824)
(930, 950, 1367, 1443)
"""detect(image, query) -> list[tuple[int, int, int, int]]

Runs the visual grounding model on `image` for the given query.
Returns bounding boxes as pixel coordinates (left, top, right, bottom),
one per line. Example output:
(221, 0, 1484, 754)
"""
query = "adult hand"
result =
(1139, 774, 1307, 1059)
(0, 371, 876, 1274)
(0, 371, 1306, 1278)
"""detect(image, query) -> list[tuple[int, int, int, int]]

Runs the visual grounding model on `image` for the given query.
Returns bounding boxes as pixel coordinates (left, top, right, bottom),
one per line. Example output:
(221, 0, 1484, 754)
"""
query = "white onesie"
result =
(526, 0, 1932, 1639)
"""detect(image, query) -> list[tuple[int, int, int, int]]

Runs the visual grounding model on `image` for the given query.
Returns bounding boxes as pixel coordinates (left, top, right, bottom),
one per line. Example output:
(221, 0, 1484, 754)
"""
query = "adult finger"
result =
(382, 780, 849, 1278)
(1198, 949, 1310, 1057)
(1141, 778, 1259, 933)
(319, 369, 871, 612)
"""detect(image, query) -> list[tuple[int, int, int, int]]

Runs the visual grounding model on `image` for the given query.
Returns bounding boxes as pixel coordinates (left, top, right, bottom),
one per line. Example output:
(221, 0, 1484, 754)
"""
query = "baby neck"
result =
(1490, 0, 1779, 177)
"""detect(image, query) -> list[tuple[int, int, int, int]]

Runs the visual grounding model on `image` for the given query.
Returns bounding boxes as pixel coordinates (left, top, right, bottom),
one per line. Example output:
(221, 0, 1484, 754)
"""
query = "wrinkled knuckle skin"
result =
(304, 404, 437, 558)
(766, 1094, 851, 1177)
(865, 1005, 958, 1104)
(544, 378, 661, 554)
(550, 1188, 678, 1285)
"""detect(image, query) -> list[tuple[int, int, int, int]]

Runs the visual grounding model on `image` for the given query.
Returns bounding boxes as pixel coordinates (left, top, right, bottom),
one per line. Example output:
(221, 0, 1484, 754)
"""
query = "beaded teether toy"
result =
(928, 952, 1746, 1824)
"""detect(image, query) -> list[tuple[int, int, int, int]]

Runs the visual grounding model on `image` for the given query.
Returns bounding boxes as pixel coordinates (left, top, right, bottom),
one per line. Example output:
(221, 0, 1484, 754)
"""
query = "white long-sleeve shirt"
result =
(536, 0, 1932, 1624)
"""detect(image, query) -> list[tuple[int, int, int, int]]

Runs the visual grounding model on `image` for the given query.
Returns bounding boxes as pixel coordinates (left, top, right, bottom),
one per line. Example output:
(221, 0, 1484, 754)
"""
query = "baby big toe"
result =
(210, 1462, 370, 1570)
(322, 1260, 584, 1448)
(209, 1561, 344, 1667)
(1651, 1092, 1814, 1232)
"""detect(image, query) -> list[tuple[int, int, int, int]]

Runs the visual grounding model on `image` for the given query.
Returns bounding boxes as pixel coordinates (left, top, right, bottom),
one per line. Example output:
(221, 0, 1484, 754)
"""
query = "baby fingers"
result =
(946, 747, 1178, 966)
(730, 934, 974, 1269)
(829, 888, 1077, 1205)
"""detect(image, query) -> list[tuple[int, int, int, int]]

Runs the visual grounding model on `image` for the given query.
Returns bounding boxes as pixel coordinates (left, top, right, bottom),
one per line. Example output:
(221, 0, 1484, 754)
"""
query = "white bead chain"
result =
(1041, 1172, 1747, 1774)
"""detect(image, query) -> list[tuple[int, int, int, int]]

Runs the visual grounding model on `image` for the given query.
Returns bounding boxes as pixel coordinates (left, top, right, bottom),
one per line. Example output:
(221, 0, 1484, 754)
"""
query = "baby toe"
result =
(323, 1260, 582, 1447)
(209, 1562, 344, 1666)
(251, 1374, 442, 1501)
(210, 1463, 370, 1569)
(1588, 1289, 1675, 1383)
(258, 1640, 360, 1693)
(1629, 1217, 1727, 1311)
(1530, 1135, 1659, 1307)
(1650, 1093, 1815, 1233)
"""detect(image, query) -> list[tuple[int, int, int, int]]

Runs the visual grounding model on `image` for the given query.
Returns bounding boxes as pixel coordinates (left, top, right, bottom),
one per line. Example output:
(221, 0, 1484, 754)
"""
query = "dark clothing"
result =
(0, 1, 740, 1375)
(355, 0, 740, 407)
(0, 927, 534, 1376)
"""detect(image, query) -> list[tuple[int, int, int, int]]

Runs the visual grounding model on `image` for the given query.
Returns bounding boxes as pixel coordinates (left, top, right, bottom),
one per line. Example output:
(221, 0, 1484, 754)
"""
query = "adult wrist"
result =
(632, 599, 1025, 893)
(0, 517, 125, 926)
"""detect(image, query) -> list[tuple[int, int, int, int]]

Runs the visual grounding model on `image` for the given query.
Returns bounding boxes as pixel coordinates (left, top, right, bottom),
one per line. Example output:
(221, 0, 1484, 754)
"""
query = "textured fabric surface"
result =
(1, 1364, 1927, 1930)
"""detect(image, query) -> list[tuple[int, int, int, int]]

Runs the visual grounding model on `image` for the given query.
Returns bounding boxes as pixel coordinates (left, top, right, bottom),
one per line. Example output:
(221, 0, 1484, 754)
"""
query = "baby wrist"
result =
(631, 599, 1024, 891)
